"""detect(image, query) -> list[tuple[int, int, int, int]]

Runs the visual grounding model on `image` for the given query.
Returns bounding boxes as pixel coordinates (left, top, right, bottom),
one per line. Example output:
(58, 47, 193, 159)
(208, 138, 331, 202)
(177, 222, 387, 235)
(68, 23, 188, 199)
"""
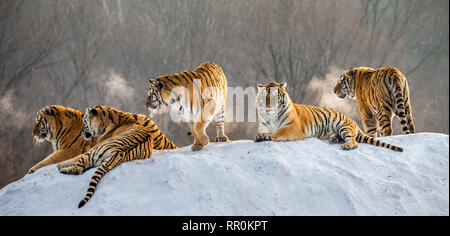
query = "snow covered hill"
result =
(0, 133, 448, 216)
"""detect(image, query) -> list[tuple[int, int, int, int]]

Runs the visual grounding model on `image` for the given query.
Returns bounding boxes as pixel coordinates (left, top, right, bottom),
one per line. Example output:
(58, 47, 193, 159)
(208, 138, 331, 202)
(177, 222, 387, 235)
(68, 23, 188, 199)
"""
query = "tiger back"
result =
(146, 62, 229, 151)
(334, 66, 415, 137)
(255, 81, 403, 152)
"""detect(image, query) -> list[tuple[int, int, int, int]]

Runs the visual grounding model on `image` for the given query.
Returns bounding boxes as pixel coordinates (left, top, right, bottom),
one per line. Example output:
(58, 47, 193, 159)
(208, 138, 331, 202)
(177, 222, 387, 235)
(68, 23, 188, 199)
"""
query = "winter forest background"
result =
(0, 0, 448, 188)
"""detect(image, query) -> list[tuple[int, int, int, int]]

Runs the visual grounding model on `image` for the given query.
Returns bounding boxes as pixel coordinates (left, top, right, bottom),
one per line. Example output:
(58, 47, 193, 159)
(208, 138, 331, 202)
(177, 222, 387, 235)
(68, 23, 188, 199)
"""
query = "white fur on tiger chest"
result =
(258, 112, 281, 134)
(259, 122, 279, 134)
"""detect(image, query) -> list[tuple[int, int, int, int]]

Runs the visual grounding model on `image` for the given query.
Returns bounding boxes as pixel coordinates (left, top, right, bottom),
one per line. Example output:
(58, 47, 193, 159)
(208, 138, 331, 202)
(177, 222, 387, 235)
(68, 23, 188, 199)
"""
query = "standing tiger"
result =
(30, 105, 98, 174)
(333, 66, 415, 137)
(255, 81, 403, 152)
(57, 105, 176, 208)
(146, 62, 229, 151)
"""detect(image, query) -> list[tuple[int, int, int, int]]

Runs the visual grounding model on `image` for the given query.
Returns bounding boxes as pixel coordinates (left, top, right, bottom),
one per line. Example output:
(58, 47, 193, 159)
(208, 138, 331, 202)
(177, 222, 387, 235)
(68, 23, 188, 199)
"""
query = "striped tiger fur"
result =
(255, 82, 403, 152)
(30, 105, 98, 174)
(146, 62, 229, 151)
(57, 105, 175, 208)
(334, 66, 415, 137)
(80, 111, 177, 150)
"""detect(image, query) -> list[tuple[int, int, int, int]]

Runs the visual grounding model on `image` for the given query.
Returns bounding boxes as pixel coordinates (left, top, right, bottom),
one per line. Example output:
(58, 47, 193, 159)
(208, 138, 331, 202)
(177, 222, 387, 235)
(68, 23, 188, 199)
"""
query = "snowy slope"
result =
(0, 133, 448, 216)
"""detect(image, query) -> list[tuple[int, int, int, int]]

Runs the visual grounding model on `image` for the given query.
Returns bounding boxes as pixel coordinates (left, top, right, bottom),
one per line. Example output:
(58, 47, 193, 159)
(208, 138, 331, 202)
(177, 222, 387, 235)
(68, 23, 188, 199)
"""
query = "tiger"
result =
(254, 81, 403, 152)
(57, 105, 176, 208)
(146, 62, 229, 151)
(30, 105, 97, 174)
(333, 66, 415, 137)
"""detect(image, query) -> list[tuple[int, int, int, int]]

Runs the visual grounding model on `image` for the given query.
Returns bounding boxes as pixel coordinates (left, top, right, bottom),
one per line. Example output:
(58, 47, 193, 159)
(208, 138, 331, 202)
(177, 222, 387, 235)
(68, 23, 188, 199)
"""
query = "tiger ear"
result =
(348, 68, 356, 77)
(280, 82, 287, 90)
(87, 108, 98, 117)
(257, 83, 265, 91)
(44, 107, 55, 116)
(156, 80, 163, 89)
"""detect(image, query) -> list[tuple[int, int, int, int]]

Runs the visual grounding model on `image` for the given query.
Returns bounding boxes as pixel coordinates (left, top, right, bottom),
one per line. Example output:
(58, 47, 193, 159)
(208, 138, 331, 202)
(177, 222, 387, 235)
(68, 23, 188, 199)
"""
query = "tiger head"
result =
(81, 105, 116, 140)
(32, 105, 79, 144)
(334, 68, 356, 99)
(145, 78, 170, 112)
(256, 81, 290, 114)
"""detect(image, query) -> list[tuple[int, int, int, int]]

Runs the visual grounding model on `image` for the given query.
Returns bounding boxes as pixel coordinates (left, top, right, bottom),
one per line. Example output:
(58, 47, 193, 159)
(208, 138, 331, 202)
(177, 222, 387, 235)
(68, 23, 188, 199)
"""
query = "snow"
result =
(0, 133, 448, 216)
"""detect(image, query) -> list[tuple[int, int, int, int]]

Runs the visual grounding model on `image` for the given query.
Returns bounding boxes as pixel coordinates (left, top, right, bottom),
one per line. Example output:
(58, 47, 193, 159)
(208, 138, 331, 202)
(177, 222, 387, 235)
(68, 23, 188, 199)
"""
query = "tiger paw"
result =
(59, 166, 82, 175)
(57, 163, 68, 171)
(329, 135, 342, 144)
(341, 143, 358, 150)
(56, 163, 63, 171)
(57, 161, 76, 170)
(191, 144, 206, 151)
(215, 136, 229, 142)
(254, 133, 273, 142)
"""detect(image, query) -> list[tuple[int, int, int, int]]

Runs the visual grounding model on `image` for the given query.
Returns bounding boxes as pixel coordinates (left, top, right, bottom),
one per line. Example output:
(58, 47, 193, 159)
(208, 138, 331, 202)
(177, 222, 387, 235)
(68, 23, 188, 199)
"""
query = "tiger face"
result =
(81, 106, 107, 139)
(334, 69, 355, 99)
(32, 106, 57, 143)
(145, 79, 170, 111)
(256, 81, 288, 114)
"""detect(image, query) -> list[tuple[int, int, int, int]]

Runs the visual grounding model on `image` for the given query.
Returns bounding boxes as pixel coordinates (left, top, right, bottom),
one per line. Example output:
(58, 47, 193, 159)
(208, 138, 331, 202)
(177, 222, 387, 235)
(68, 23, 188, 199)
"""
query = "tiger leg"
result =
(191, 121, 210, 151)
(339, 127, 359, 150)
(28, 149, 73, 174)
(328, 134, 343, 144)
(406, 105, 415, 134)
(255, 125, 304, 142)
(188, 121, 198, 143)
(57, 156, 79, 169)
(58, 153, 91, 175)
(404, 91, 415, 134)
(214, 106, 229, 142)
(377, 107, 393, 137)
(361, 115, 378, 138)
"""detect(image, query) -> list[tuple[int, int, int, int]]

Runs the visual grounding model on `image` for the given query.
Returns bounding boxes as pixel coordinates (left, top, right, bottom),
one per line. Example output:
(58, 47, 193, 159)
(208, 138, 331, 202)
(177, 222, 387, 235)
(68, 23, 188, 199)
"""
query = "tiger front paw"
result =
(57, 161, 76, 171)
(341, 142, 358, 151)
(328, 134, 342, 144)
(191, 144, 206, 151)
(59, 166, 83, 175)
(215, 136, 229, 142)
(254, 133, 273, 142)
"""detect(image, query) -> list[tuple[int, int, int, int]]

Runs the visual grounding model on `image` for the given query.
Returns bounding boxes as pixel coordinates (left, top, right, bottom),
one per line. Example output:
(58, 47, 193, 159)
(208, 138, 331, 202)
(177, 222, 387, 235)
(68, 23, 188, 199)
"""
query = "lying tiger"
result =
(334, 66, 415, 137)
(57, 106, 175, 208)
(30, 105, 176, 174)
(30, 105, 97, 174)
(255, 81, 403, 152)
